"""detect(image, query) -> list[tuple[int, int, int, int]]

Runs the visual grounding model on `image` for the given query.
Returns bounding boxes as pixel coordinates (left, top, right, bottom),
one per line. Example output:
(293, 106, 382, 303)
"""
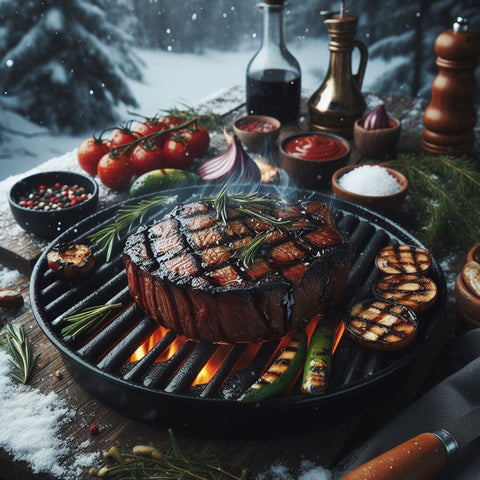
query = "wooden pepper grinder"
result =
(421, 17, 480, 157)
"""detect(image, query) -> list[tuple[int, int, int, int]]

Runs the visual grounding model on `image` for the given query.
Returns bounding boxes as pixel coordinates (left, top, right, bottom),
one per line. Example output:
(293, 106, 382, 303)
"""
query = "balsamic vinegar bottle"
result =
(246, 0, 301, 124)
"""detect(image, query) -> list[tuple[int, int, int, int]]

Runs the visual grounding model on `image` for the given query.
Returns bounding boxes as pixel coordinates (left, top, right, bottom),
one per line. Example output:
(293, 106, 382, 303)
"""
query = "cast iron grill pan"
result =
(30, 185, 447, 435)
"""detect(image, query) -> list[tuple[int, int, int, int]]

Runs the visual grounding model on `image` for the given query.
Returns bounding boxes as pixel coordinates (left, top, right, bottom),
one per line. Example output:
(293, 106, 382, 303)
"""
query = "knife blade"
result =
(340, 405, 480, 480)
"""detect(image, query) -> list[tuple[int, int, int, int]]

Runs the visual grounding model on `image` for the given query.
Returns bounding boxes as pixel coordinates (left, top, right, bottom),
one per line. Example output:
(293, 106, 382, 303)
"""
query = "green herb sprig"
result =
(89, 195, 176, 261)
(163, 104, 224, 131)
(89, 429, 248, 480)
(205, 186, 291, 230)
(61, 303, 123, 340)
(2, 323, 39, 385)
(204, 187, 292, 267)
(383, 154, 480, 254)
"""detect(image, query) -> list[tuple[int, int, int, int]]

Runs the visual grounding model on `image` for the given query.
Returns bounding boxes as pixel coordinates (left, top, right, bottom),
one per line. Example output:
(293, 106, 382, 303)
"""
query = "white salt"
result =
(338, 165, 402, 196)
(0, 347, 99, 477)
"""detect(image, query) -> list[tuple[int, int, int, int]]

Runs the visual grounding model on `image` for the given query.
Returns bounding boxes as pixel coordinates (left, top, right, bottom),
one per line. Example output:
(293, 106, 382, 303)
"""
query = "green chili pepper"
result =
(240, 329, 307, 403)
(301, 317, 336, 395)
(129, 169, 200, 197)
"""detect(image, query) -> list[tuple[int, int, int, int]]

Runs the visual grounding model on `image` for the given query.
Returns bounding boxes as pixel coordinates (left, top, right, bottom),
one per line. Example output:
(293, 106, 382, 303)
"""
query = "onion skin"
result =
(363, 105, 392, 130)
(198, 135, 261, 185)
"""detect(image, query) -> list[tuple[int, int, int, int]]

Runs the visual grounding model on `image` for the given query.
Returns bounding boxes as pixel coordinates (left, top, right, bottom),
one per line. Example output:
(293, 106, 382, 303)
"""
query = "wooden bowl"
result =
(455, 273, 480, 329)
(467, 243, 480, 264)
(9, 171, 99, 239)
(331, 164, 408, 215)
(232, 114, 281, 153)
(354, 116, 401, 159)
(279, 132, 351, 188)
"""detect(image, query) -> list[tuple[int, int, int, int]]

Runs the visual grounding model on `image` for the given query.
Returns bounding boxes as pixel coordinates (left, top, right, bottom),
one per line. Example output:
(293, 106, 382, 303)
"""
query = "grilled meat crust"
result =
(124, 196, 350, 343)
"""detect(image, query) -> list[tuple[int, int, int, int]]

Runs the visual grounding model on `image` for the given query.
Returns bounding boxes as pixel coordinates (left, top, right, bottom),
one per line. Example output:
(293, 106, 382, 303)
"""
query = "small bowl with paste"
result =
(331, 164, 408, 215)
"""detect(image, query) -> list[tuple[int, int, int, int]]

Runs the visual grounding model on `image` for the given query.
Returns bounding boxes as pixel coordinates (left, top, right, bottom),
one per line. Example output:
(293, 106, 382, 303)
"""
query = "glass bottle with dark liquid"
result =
(246, 0, 301, 125)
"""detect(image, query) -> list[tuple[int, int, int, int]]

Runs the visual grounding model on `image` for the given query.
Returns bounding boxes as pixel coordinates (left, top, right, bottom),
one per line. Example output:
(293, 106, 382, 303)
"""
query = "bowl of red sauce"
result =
(233, 114, 281, 153)
(279, 132, 350, 188)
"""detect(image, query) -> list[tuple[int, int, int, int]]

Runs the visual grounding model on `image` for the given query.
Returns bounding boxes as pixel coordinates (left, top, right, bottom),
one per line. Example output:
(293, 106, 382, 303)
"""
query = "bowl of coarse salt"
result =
(331, 164, 408, 215)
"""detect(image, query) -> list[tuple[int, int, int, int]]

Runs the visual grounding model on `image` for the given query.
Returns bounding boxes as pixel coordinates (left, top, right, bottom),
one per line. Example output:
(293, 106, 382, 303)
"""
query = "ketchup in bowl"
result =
(285, 134, 347, 161)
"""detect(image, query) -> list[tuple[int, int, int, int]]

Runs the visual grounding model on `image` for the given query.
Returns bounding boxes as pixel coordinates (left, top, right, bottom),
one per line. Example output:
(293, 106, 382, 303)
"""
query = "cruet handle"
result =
(353, 40, 368, 89)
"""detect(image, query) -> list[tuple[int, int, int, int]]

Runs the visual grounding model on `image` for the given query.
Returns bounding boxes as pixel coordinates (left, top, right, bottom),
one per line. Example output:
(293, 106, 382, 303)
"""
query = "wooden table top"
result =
(0, 87, 475, 480)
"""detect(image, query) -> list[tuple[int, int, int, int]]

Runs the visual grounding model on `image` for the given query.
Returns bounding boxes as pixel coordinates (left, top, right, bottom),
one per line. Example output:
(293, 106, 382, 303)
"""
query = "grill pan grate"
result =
(30, 186, 447, 434)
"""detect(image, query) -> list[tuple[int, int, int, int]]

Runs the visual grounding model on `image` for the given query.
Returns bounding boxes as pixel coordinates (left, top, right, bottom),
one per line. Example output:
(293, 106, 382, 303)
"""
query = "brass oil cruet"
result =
(308, 1, 368, 137)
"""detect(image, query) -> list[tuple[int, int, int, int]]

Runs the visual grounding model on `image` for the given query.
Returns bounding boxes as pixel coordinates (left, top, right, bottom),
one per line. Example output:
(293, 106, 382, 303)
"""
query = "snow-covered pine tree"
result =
(0, 0, 142, 133)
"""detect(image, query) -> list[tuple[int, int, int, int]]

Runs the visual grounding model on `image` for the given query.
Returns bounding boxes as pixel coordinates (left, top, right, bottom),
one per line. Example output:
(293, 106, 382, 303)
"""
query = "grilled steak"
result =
(123, 194, 351, 343)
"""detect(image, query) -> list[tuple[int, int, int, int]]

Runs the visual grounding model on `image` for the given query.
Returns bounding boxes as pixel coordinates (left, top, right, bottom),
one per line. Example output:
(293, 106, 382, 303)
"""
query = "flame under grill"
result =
(30, 186, 446, 435)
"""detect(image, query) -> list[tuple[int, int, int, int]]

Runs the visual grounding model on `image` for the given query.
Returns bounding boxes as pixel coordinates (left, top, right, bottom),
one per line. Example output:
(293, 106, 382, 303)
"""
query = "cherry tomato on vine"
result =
(77, 137, 109, 176)
(163, 134, 194, 169)
(97, 152, 132, 191)
(158, 116, 183, 128)
(108, 128, 138, 154)
(185, 125, 210, 157)
(130, 142, 165, 176)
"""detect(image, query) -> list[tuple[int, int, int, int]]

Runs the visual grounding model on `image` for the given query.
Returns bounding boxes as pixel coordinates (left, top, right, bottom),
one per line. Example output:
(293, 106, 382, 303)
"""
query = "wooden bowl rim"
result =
(332, 164, 408, 200)
(279, 131, 351, 164)
(354, 115, 401, 132)
(233, 114, 281, 134)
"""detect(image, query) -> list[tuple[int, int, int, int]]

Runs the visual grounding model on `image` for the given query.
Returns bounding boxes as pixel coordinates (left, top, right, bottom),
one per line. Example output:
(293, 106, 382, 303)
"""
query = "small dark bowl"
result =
(9, 171, 99, 239)
(331, 164, 408, 215)
(233, 114, 281, 153)
(279, 132, 351, 188)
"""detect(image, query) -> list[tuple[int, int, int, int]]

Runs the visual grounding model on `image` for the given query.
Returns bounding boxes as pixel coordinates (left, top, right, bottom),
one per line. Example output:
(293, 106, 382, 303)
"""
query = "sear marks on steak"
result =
(124, 196, 351, 343)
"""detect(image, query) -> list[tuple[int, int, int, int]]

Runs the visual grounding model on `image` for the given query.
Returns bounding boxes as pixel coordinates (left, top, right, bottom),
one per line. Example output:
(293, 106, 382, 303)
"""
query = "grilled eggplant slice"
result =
(461, 261, 480, 299)
(375, 245, 432, 275)
(374, 274, 438, 313)
(240, 330, 307, 402)
(47, 242, 94, 280)
(301, 318, 335, 395)
(345, 299, 418, 351)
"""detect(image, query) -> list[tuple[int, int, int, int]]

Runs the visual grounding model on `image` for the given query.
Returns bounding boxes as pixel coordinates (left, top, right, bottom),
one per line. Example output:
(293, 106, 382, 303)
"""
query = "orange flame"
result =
(128, 315, 345, 387)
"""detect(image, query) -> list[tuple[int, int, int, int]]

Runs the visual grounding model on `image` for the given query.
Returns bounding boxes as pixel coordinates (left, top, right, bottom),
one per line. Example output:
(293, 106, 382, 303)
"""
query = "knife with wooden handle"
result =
(340, 406, 480, 480)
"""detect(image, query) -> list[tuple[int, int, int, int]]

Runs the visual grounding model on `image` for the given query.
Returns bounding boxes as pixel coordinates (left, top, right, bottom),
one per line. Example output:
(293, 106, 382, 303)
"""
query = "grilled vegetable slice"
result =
(301, 318, 335, 395)
(374, 274, 438, 313)
(375, 245, 432, 275)
(345, 299, 418, 351)
(47, 242, 94, 280)
(461, 261, 480, 299)
(240, 330, 307, 402)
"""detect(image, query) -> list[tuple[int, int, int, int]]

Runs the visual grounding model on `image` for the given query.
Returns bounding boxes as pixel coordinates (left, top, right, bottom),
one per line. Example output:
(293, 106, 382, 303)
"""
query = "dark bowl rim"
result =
(232, 114, 281, 133)
(8, 170, 99, 213)
(279, 131, 351, 163)
(332, 164, 408, 200)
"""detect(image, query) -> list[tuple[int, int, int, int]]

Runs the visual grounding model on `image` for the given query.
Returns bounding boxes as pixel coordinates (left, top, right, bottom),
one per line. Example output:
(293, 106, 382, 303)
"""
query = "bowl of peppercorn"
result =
(8, 171, 99, 239)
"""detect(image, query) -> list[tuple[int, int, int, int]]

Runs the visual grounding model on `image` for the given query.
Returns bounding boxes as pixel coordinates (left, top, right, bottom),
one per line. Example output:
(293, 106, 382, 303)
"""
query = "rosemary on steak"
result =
(204, 187, 292, 267)
(89, 195, 176, 262)
(61, 303, 123, 340)
(1, 323, 39, 385)
(88, 428, 248, 480)
(382, 154, 480, 254)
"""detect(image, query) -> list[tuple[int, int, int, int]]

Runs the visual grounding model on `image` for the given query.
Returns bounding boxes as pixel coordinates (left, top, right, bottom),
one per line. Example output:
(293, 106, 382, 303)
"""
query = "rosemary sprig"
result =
(2, 323, 39, 385)
(89, 195, 176, 261)
(163, 104, 224, 130)
(89, 429, 249, 480)
(233, 231, 270, 269)
(205, 186, 291, 230)
(61, 303, 123, 340)
(204, 187, 292, 268)
(382, 154, 480, 254)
